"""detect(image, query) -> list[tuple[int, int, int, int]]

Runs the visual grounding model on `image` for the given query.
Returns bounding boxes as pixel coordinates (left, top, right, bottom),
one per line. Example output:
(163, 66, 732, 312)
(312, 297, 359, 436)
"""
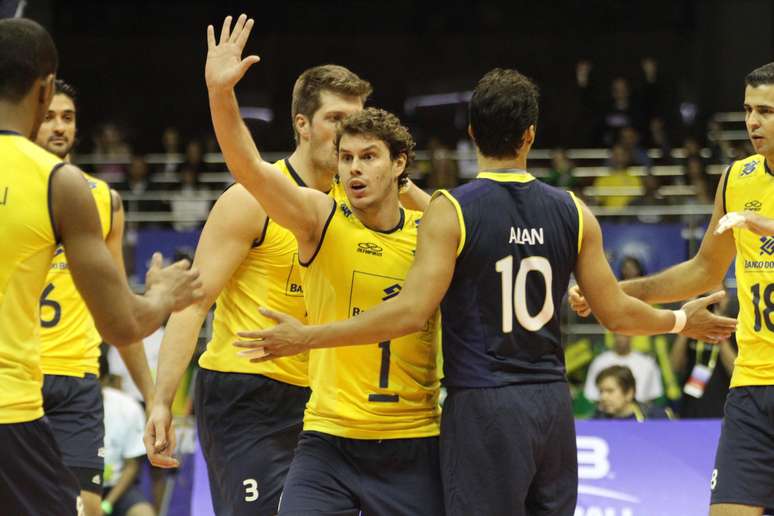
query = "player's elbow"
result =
(97, 318, 143, 347)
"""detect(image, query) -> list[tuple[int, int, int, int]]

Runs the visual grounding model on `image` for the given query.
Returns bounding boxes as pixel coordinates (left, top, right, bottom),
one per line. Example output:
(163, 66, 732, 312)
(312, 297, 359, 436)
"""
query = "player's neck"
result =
(352, 195, 402, 233)
(288, 147, 335, 193)
(477, 154, 528, 174)
(0, 100, 36, 138)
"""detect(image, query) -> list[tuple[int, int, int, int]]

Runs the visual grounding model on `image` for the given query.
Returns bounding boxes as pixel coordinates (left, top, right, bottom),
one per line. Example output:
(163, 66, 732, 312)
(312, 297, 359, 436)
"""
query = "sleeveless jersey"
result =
(301, 200, 441, 439)
(437, 171, 582, 388)
(723, 154, 774, 387)
(198, 159, 310, 386)
(39, 173, 112, 377)
(0, 131, 61, 422)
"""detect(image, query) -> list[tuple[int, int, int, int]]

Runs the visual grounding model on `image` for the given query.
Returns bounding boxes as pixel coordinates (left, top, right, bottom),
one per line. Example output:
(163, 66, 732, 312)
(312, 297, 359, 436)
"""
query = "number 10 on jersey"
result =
(495, 255, 553, 333)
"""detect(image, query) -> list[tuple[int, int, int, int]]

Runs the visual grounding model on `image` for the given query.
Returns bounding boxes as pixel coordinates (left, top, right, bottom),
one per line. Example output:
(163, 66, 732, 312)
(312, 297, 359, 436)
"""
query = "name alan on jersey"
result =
(509, 226, 544, 246)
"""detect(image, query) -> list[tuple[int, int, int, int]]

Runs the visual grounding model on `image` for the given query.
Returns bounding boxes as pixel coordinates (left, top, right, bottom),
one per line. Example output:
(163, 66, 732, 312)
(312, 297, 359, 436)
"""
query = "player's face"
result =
(308, 91, 363, 174)
(744, 84, 774, 158)
(597, 377, 633, 417)
(338, 133, 405, 211)
(36, 94, 76, 159)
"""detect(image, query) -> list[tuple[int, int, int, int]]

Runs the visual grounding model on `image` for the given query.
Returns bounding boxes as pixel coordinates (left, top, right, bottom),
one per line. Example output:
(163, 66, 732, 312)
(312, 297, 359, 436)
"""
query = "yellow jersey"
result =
(724, 154, 774, 386)
(0, 131, 61, 423)
(592, 170, 643, 208)
(198, 159, 310, 386)
(301, 199, 441, 439)
(39, 174, 112, 377)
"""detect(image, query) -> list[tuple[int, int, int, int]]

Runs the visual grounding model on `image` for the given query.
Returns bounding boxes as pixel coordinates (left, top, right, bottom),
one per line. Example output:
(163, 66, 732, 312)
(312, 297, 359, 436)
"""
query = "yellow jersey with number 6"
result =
(39, 173, 112, 377)
(0, 131, 61, 423)
(724, 154, 774, 386)
(301, 199, 441, 439)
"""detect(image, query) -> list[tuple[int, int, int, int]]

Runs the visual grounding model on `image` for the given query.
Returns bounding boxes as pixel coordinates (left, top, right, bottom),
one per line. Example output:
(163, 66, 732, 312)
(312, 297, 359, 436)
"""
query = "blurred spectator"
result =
(671, 291, 738, 418)
(100, 353, 155, 516)
(648, 117, 673, 163)
(177, 139, 213, 176)
(638, 58, 666, 126)
(599, 77, 642, 146)
(584, 333, 663, 403)
(684, 156, 713, 204)
(545, 148, 576, 189)
(619, 256, 645, 280)
(630, 174, 668, 223)
(617, 126, 652, 170)
(592, 144, 643, 208)
(93, 123, 131, 183)
(169, 166, 211, 231)
(117, 154, 168, 229)
(426, 137, 459, 190)
(562, 60, 599, 147)
(707, 120, 734, 163)
(592, 365, 673, 421)
(455, 138, 478, 180)
(158, 126, 181, 175)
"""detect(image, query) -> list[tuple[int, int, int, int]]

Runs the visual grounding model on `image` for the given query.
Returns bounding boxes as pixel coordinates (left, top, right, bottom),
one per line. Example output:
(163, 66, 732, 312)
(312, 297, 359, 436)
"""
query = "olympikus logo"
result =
(357, 242, 383, 257)
(760, 236, 774, 256)
(745, 200, 762, 211)
(740, 161, 758, 177)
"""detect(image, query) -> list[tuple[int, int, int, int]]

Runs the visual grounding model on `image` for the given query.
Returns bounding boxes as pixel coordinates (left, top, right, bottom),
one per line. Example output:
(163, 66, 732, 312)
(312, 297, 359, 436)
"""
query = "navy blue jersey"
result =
(437, 171, 582, 388)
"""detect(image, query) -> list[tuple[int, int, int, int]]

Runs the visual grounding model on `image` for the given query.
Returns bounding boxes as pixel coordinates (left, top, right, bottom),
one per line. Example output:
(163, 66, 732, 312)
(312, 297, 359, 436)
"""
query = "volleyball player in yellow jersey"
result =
(34, 80, 155, 516)
(206, 16, 442, 515)
(0, 19, 201, 516)
(571, 62, 774, 515)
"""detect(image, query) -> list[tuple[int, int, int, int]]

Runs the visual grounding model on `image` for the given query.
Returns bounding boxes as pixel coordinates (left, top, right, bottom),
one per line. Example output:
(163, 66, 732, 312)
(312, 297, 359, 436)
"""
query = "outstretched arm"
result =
(236, 195, 459, 359)
(145, 186, 264, 468)
(105, 190, 154, 404)
(205, 14, 330, 244)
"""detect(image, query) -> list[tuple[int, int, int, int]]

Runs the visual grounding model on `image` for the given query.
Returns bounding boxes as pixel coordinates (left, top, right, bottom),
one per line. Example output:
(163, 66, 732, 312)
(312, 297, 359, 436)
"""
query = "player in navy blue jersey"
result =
(239, 68, 737, 515)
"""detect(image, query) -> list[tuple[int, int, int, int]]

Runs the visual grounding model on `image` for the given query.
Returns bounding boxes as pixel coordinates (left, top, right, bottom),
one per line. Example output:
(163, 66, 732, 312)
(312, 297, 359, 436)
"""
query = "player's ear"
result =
(393, 152, 407, 178)
(295, 114, 311, 142)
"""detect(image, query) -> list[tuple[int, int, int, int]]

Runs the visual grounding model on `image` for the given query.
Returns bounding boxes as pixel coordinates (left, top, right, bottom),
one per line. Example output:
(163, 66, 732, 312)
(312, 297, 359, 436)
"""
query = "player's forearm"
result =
(309, 295, 429, 349)
(399, 180, 431, 212)
(105, 459, 140, 506)
(115, 342, 155, 405)
(208, 88, 266, 187)
(620, 256, 722, 304)
(745, 212, 774, 236)
(153, 306, 208, 407)
(594, 295, 677, 336)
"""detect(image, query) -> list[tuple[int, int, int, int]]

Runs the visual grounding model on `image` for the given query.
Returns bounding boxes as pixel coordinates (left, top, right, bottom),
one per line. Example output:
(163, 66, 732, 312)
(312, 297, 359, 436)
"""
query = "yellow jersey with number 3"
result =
(301, 199, 441, 439)
(724, 154, 774, 386)
(198, 159, 310, 386)
(0, 131, 61, 423)
(39, 173, 112, 377)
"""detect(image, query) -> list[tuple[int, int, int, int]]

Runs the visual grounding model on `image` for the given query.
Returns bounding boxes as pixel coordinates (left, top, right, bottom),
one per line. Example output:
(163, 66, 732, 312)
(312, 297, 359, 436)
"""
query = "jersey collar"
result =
(476, 169, 535, 183)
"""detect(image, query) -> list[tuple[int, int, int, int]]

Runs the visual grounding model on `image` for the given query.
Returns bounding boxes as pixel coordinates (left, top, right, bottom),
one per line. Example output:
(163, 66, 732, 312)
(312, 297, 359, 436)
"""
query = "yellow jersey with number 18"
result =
(39, 173, 112, 377)
(724, 154, 774, 387)
(0, 131, 61, 423)
(301, 200, 441, 439)
(198, 159, 310, 386)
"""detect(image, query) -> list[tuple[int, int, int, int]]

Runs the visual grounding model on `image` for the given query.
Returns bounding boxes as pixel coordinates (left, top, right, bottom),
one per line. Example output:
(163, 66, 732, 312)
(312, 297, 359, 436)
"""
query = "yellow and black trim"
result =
(299, 199, 337, 267)
(433, 189, 466, 257)
(476, 171, 536, 183)
(48, 162, 67, 244)
(568, 191, 584, 255)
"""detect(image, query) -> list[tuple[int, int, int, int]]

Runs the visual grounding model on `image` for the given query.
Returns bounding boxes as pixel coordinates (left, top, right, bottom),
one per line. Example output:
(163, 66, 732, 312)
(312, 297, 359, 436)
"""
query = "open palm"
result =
(205, 14, 260, 93)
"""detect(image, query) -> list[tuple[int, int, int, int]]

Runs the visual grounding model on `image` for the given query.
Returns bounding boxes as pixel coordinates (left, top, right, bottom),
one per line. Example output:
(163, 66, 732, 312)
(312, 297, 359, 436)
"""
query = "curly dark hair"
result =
(469, 68, 539, 159)
(291, 64, 372, 144)
(335, 107, 415, 187)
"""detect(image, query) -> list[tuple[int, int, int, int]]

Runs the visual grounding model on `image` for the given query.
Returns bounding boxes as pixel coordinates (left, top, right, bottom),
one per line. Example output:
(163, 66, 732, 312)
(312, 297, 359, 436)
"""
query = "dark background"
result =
(19, 0, 774, 152)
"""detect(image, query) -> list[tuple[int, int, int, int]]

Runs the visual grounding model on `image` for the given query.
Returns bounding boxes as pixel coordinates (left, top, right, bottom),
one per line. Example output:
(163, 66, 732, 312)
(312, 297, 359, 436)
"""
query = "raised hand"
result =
(234, 307, 311, 362)
(680, 291, 737, 343)
(205, 14, 261, 94)
(145, 252, 204, 312)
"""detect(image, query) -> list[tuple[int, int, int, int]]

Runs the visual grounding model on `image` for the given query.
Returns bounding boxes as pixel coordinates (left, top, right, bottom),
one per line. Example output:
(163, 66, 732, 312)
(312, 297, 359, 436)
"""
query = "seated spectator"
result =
(671, 291, 738, 418)
(93, 123, 131, 183)
(617, 126, 652, 171)
(592, 144, 643, 208)
(684, 156, 713, 204)
(100, 354, 155, 516)
(584, 333, 663, 403)
(619, 256, 645, 281)
(157, 126, 181, 176)
(169, 166, 211, 231)
(630, 174, 668, 223)
(593, 365, 673, 421)
(648, 117, 672, 163)
(426, 137, 459, 190)
(545, 148, 576, 189)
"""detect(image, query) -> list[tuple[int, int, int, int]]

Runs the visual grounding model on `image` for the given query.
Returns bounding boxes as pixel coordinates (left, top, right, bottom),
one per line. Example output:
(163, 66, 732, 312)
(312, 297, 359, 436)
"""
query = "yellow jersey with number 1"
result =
(723, 154, 774, 386)
(0, 131, 61, 423)
(39, 173, 112, 377)
(301, 199, 441, 439)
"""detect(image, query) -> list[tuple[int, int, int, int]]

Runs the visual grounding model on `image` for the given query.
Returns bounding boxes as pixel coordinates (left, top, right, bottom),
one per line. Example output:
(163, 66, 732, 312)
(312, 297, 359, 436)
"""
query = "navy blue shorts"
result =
(710, 386, 774, 508)
(0, 418, 80, 515)
(195, 368, 310, 516)
(278, 431, 444, 516)
(42, 373, 105, 492)
(441, 382, 577, 516)
(104, 484, 151, 516)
